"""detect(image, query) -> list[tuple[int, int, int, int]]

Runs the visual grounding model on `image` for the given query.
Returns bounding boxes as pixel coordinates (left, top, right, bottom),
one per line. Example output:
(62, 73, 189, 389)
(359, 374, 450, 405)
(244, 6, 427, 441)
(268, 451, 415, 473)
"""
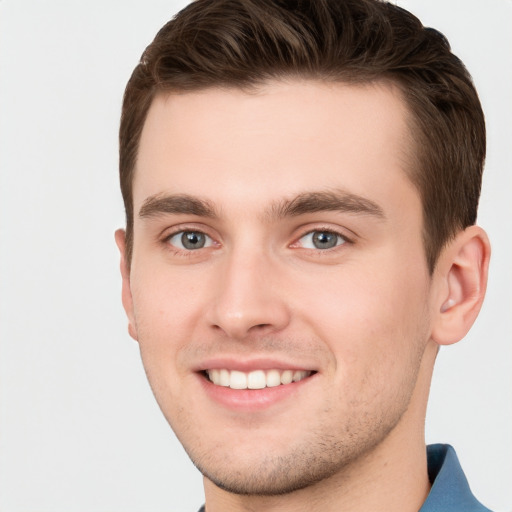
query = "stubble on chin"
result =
(184, 401, 409, 497)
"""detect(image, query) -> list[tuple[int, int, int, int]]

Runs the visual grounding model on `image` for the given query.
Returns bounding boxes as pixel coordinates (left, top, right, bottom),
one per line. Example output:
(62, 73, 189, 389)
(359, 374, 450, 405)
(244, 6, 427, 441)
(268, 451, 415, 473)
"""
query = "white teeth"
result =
(229, 370, 247, 390)
(247, 370, 266, 389)
(280, 370, 293, 385)
(209, 369, 220, 385)
(219, 369, 230, 387)
(266, 369, 281, 387)
(293, 370, 308, 382)
(206, 369, 312, 389)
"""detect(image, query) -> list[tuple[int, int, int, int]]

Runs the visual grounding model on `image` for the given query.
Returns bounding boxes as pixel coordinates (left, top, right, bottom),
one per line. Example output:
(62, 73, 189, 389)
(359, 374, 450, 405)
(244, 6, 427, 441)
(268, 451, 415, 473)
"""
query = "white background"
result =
(0, 1, 510, 511)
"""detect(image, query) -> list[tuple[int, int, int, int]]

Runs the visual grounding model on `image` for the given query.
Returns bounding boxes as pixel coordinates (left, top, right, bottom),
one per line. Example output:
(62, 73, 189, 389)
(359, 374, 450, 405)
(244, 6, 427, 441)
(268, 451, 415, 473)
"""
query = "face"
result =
(119, 80, 436, 494)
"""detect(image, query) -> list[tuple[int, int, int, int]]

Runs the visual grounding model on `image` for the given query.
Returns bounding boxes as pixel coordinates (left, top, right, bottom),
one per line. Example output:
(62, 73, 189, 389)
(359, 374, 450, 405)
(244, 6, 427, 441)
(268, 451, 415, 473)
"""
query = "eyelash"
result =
(162, 226, 353, 255)
(163, 227, 216, 255)
(293, 227, 353, 252)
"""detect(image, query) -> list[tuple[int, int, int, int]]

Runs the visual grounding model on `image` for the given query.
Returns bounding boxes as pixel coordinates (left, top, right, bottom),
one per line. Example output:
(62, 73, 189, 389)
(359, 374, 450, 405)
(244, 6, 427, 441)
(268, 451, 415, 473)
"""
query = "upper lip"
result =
(194, 357, 317, 373)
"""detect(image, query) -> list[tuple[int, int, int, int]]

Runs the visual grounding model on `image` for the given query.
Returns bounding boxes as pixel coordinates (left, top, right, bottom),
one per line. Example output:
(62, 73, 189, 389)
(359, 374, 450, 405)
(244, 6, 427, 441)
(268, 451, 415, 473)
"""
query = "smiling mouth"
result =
(204, 369, 314, 390)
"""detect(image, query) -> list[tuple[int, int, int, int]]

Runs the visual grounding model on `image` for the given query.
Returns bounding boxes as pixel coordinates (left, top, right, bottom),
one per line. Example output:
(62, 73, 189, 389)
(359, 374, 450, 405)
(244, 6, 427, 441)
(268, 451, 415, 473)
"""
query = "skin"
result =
(116, 80, 490, 512)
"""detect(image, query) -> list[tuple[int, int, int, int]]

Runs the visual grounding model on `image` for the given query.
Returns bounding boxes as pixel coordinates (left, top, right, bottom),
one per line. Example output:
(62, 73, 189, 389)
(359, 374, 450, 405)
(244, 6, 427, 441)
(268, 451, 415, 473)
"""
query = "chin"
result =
(194, 451, 343, 496)
(184, 425, 396, 497)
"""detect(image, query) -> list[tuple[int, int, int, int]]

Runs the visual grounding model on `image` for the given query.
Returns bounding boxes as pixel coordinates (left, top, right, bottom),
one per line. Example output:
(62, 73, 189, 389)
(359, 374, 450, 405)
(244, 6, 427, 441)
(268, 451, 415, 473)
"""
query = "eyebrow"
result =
(268, 190, 386, 221)
(139, 193, 219, 219)
(138, 189, 385, 222)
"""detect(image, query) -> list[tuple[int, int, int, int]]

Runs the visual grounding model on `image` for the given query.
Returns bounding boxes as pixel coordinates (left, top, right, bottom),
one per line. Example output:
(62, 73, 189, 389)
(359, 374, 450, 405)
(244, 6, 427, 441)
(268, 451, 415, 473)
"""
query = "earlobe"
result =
(431, 226, 490, 346)
(115, 229, 139, 342)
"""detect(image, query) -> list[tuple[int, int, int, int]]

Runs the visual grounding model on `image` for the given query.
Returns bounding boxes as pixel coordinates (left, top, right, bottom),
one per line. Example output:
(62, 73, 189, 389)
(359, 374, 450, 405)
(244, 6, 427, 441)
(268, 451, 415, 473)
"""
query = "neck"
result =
(203, 341, 437, 512)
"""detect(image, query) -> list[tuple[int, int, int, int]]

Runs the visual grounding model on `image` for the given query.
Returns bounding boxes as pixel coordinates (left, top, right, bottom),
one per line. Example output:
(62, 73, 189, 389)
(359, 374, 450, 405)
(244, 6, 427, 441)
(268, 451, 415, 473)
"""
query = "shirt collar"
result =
(420, 444, 491, 512)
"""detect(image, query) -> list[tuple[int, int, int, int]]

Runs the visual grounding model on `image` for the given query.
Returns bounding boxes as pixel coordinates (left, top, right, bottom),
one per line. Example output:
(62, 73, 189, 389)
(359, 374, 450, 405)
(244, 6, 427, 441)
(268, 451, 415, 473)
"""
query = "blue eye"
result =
(299, 230, 346, 250)
(167, 231, 213, 250)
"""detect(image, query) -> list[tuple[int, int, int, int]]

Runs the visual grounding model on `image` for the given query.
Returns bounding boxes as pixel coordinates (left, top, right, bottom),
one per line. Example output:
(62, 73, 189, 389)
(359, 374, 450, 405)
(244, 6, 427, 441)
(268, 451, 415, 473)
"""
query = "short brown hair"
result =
(119, 0, 485, 272)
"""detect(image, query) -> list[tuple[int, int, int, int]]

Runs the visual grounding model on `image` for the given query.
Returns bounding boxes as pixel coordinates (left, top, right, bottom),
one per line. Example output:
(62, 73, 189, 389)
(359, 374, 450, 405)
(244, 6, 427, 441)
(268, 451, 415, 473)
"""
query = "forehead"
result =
(134, 79, 417, 218)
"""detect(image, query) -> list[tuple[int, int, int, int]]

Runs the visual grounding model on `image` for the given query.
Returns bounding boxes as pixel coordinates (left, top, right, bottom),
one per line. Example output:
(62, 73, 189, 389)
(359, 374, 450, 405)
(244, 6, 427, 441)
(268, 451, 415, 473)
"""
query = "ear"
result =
(115, 229, 139, 342)
(431, 225, 490, 346)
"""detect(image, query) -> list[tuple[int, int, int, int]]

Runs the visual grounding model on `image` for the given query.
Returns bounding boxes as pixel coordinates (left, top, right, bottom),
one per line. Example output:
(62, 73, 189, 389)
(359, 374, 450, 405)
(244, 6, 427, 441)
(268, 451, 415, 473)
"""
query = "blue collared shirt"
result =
(421, 444, 492, 511)
(197, 444, 492, 512)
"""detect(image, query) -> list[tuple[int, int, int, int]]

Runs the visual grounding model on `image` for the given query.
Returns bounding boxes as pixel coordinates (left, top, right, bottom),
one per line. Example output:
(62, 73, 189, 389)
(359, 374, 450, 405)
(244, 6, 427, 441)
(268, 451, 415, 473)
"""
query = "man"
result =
(115, 0, 492, 510)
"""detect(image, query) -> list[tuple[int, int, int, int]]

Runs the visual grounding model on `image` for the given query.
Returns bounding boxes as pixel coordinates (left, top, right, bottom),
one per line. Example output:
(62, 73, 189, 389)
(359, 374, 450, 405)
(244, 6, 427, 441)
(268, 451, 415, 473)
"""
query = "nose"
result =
(206, 248, 291, 340)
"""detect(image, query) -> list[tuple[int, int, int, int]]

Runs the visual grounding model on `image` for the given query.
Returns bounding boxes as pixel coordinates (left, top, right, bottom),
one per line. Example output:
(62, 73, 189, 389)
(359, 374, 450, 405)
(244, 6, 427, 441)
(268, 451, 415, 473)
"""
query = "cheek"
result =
(297, 261, 430, 379)
(310, 270, 430, 426)
(131, 260, 209, 335)
(128, 264, 208, 392)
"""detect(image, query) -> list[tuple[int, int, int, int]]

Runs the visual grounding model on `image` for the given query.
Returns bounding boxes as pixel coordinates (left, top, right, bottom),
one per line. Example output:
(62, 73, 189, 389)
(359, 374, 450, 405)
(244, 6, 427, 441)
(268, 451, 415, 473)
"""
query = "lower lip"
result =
(197, 373, 316, 411)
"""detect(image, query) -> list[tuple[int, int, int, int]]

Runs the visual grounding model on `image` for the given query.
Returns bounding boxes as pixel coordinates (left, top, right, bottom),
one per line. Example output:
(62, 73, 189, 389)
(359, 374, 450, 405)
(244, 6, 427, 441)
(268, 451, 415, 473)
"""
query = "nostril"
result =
(250, 323, 275, 334)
